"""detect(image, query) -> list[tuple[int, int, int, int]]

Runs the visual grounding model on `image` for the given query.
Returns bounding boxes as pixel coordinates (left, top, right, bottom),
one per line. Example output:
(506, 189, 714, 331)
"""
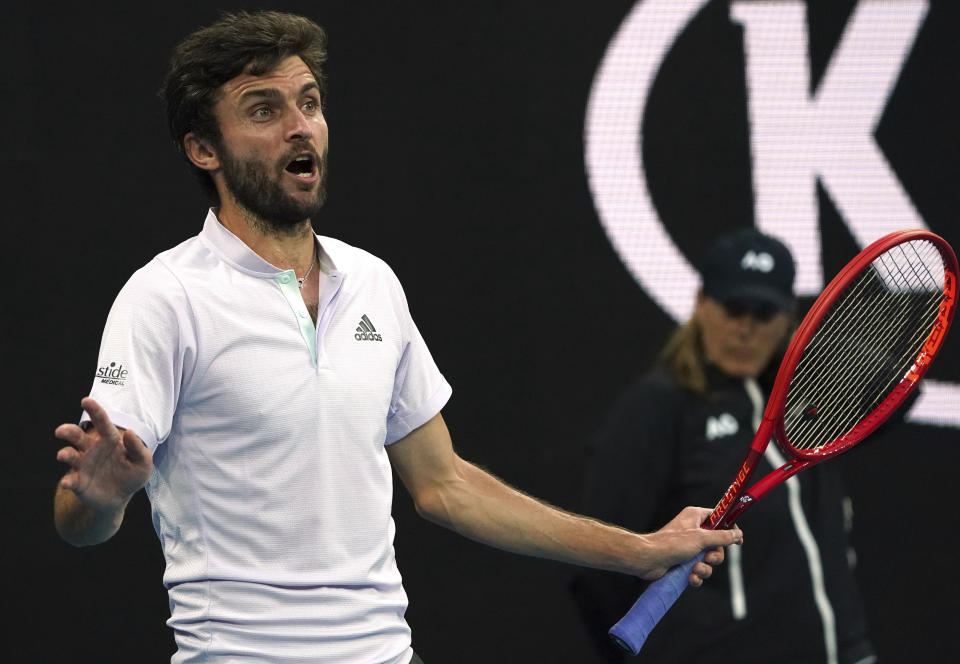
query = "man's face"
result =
(694, 293, 792, 378)
(211, 56, 329, 231)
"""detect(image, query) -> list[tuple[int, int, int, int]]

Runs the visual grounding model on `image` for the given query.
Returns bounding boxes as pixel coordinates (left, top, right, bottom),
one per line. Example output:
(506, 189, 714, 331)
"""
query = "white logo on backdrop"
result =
(584, 0, 959, 427)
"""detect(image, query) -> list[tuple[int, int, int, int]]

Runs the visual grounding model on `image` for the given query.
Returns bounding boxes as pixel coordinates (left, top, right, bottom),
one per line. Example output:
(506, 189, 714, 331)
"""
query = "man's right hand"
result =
(54, 397, 152, 545)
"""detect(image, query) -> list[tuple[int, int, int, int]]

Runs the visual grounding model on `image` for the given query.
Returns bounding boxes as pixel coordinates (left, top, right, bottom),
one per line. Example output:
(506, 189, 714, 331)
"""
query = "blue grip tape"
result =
(608, 550, 707, 655)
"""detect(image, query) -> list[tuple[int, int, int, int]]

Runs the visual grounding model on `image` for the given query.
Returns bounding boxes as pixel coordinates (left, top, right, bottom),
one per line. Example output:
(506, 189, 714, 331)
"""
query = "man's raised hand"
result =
(55, 397, 152, 512)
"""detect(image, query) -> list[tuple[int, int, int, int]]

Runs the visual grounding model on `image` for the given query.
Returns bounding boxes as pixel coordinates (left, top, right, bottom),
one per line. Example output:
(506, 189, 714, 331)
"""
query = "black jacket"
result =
(570, 366, 876, 664)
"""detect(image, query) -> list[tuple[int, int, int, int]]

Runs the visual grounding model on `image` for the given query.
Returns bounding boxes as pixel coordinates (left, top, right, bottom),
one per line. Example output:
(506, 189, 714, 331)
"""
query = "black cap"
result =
(700, 227, 796, 311)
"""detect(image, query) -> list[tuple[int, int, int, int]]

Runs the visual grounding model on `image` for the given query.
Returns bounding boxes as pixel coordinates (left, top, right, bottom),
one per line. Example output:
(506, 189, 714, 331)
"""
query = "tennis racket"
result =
(609, 228, 958, 655)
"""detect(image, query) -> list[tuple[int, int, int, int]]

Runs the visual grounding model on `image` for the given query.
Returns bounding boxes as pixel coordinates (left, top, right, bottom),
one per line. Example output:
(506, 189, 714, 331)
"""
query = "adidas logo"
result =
(354, 314, 383, 341)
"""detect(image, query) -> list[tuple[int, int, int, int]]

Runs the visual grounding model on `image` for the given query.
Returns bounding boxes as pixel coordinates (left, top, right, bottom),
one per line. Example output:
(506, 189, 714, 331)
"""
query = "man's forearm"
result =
(54, 487, 126, 547)
(390, 413, 738, 579)
(414, 458, 651, 576)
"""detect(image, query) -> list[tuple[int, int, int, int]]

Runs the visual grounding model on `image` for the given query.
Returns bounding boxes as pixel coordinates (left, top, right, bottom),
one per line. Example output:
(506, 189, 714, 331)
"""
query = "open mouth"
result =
(285, 154, 317, 179)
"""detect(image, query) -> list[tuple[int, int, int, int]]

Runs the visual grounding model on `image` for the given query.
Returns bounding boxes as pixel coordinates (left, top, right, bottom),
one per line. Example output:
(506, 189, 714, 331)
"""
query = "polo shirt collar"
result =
(200, 208, 340, 276)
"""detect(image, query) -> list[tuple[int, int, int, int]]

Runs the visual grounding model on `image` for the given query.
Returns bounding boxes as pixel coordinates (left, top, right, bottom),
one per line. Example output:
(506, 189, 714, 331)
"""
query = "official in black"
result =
(571, 228, 876, 664)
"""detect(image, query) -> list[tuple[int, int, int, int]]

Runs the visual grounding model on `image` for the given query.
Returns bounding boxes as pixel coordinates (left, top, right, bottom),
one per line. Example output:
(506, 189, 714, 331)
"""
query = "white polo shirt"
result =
(84, 210, 452, 664)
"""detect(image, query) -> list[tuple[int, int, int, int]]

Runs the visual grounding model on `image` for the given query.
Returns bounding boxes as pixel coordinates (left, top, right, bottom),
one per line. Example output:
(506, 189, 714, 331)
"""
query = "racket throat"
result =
(707, 439, 768, 529)
(718, 458, 814, 528)
(712, 495, 750, 529)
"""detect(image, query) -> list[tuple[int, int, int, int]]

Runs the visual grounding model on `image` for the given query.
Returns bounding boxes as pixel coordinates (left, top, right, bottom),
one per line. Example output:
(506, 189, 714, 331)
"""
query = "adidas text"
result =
(355, 331, 383, 341)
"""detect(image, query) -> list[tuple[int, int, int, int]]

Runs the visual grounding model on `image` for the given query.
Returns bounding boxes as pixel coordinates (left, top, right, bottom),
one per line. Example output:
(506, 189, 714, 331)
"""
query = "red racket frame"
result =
(708, 229, 957, 529)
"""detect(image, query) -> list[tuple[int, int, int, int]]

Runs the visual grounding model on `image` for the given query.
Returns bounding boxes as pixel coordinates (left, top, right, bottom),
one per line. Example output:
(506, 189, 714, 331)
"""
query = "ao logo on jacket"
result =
(706, 413, 739, 441)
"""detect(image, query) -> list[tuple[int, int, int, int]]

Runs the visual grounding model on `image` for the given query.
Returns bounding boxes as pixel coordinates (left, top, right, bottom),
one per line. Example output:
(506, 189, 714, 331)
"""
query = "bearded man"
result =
(53, 11, 741, 664)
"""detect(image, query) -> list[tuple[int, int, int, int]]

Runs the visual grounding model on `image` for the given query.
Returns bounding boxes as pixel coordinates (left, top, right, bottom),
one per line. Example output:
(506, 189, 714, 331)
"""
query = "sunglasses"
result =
(721, 300, 781, 322)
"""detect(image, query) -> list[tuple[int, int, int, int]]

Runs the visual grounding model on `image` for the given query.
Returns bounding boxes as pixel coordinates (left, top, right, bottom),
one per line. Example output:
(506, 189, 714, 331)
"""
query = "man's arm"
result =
(387, 413, 741, 583)
(54, 485, 130, 547)
(54, 397, 153, 546)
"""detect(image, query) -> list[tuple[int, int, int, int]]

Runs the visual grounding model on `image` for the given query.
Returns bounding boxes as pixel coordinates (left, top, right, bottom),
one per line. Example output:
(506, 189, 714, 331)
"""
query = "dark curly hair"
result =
(159, 10, 328, 199)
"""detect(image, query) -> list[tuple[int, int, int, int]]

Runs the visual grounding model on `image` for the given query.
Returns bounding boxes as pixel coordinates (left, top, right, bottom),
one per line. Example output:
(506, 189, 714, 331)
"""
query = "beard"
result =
(218, 142, 328, 236)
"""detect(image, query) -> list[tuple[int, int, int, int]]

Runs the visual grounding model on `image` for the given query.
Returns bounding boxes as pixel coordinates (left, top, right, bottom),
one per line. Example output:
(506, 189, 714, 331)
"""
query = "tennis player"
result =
(53, 11, 742, 664)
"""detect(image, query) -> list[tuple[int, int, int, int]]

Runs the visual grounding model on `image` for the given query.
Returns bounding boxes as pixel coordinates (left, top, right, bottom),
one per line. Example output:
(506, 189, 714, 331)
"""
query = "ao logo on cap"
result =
(741, 251, 774, 273)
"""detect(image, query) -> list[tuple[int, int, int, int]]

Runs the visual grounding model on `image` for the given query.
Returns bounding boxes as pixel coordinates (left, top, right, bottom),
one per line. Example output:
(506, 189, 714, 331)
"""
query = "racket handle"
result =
(608, 550, 706, 655)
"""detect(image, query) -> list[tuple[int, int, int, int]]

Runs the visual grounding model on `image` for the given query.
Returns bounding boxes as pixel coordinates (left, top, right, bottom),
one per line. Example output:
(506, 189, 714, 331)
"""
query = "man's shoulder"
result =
(317, 235, 396, 278)
(120, 235, 206, 298)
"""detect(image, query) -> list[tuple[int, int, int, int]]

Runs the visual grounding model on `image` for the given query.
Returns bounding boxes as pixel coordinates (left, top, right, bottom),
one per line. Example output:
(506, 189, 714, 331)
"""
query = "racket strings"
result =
(788, 248, 943, 446)
(787, 275, 936, 450)
(786, 244, 943, 448)
(784, 239, 946, 452)
(789, 269, 906, 403)
(789, 287, 938, 449)
(786, 272, 925, 446)
(894, 240, 943, 291)
(795, 260, 941, 415)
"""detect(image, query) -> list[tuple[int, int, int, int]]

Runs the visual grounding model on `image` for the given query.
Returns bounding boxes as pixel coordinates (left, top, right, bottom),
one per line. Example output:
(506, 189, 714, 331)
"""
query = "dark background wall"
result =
(4, 1, 957, 661)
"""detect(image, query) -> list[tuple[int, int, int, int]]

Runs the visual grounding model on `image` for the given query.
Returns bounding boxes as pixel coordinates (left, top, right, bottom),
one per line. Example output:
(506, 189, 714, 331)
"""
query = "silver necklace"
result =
(297, 248, 317, 289)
